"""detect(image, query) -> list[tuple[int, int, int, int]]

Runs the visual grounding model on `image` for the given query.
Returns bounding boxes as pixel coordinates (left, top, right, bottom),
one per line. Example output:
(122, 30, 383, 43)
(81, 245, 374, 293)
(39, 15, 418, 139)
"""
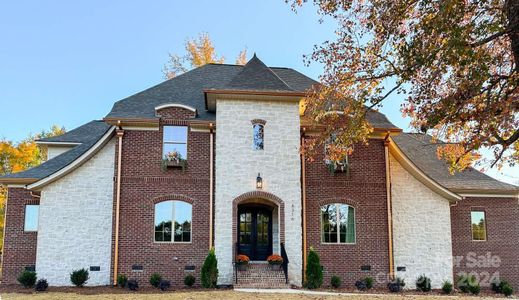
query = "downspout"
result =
(113, 126, 124, 286)
(301, 129, 307, 281)
(209, 123, 214, 249)
(384, 132, 394, 280)
(0, 187, 9, 275)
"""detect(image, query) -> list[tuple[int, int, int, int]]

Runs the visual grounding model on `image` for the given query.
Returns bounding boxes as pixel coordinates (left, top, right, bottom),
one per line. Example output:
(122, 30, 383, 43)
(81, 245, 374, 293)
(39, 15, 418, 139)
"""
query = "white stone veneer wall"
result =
(36, 139, 115, 286)
(390, 153, 453, 289)
(215, 99, 302, 286)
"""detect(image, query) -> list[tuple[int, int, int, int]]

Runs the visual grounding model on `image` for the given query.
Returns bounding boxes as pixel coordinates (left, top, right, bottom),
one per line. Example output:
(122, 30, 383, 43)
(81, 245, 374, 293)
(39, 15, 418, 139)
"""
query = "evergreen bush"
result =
(17, 270, 37, 288)
(201, 248, 218, 288)
(304, 247, 323, 289)
(70, 269, 89, 287)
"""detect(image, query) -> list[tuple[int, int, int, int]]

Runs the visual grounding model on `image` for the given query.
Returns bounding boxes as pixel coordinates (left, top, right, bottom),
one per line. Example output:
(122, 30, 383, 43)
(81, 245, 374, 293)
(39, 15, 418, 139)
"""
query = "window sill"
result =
(162, 159, 188, 170)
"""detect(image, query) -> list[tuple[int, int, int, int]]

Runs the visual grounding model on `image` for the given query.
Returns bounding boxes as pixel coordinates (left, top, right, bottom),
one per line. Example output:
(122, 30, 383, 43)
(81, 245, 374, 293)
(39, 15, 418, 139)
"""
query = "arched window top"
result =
(154, 200, 192, 243)
(321, 203, 355, 244)
(252, 122, 265, 150)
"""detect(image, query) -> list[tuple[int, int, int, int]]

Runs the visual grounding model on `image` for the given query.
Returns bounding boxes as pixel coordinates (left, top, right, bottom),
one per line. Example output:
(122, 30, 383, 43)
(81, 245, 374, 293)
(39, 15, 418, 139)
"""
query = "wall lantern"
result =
(256, 173, 263, 190)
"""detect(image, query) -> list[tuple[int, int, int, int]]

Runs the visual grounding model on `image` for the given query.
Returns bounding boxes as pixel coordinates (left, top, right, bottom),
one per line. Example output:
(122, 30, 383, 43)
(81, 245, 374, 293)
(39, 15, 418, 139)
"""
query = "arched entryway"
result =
(232, 191, 285, 261)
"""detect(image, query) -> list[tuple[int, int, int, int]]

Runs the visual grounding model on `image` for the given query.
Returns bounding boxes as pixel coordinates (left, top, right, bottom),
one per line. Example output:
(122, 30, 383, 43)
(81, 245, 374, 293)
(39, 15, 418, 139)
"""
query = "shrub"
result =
(469, 282, 481, 295)
(491, 278, 502, 293)
(159, 280, 171, 291)
(457, 274, 478, 294)
(502, 283, 514, 297)
(364, 277, 374, 289)
(17, 270, 37, 288)
(388, 277, 405, 293)
(35, 279, 48, 292)
(70, 269, 89, 287)
(117, 274, 128, 288)
(442, 280, 453, 294)
(305, 247, 323, 289)
(330, 275, 341, 288)
(416, 274, 431, 292)
(355, 280, 367, 291)
(184, 274, 196, 287)
(201, 248, 218, 288)
(149, 273, 162, 288)
(127, 279, 139, 291)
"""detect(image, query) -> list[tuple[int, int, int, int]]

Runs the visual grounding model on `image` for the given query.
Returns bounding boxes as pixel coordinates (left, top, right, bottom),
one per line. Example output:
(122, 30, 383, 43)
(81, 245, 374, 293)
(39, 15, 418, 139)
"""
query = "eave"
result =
(388, 137, 462, 202)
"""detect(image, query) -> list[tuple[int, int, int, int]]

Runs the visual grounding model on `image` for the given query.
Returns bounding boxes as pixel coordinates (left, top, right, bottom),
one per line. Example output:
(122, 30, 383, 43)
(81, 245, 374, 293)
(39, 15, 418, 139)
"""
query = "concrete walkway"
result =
(234, 288, 383, 297)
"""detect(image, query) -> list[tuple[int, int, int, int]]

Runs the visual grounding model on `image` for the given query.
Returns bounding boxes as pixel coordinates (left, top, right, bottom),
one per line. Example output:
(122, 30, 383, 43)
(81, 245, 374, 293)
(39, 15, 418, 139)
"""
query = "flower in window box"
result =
(267, 254, 283, 265)
(162, 151, 187, 171)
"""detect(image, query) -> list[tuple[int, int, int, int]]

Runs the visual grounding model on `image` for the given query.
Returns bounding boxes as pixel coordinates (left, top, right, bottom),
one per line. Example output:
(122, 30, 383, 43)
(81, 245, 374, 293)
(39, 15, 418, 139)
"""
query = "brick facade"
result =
(2, 188, 39, 284)
(451, 197, 519, 288)
(112, 107, 212, 287)
(305, 139, 390, 287)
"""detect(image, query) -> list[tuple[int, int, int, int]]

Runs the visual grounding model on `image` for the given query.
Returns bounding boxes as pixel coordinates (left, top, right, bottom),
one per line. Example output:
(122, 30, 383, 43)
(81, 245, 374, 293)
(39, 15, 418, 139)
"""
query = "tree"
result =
(163, 32, 248, 79)
(0, 125, 65, 252)
(291, 0, 518, 172)
(305, 247, 323, 289)
(201, 248, 218, 288)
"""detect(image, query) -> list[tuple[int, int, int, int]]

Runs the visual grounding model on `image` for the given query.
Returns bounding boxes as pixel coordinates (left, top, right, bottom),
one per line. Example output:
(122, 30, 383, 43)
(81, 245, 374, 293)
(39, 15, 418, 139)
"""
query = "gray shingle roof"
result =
(2, 121, 112, 180)
(393, 133, 518, 192)
(224, 54, 294, 92)
(105, 59, 398, 129)
(37, 120, 111, 144)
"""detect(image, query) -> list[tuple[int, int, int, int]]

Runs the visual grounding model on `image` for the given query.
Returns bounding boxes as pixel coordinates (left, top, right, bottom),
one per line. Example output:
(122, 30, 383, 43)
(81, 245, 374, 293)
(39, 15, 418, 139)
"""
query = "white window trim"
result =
(252, 123, 265, 151)
(154, 200, 192, 244)
(162, 126, 188, 159)
(320, 203, 356, 245)
(471, 210, 487, 242)
(23, 204, 39, 232)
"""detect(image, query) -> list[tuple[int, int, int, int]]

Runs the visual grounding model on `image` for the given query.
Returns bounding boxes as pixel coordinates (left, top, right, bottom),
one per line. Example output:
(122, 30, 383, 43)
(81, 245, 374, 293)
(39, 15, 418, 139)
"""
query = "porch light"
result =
(256, 173, 263, 189)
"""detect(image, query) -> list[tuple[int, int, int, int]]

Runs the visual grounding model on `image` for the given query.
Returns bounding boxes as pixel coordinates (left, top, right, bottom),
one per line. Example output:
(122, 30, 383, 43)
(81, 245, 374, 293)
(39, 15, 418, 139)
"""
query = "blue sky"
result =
(0, 1, 516, 183)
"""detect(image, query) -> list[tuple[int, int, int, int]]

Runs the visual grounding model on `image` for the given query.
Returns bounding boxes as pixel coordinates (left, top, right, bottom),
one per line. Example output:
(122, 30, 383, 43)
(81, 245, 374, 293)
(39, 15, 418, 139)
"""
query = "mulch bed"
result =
(0, 284, 510, 297)
(0, 285, 228, 295)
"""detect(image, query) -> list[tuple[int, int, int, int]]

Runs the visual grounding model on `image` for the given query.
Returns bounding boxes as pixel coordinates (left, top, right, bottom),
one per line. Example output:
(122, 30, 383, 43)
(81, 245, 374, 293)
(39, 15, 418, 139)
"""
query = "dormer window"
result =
(251, 120, 266, 150)
(163, 126, 188, 169)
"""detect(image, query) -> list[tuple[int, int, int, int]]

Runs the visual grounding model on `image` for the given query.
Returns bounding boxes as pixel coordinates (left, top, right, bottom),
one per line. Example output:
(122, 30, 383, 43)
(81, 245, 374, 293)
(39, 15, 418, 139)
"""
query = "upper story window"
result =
(252, 122, 265, 150)
(321, 203, 355, 244)
(24, 204, 39, 232)
(324, 134, 350, 173)
(163, 126, 188, 161)
(471, 210, 487, 241)
(155, 200, 192, 243)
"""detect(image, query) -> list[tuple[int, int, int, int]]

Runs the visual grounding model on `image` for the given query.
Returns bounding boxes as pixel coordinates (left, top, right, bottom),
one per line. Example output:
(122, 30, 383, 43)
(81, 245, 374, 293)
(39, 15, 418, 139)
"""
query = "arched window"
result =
(321, 203, 355, 244)
(252, 123, 264, 150)
(154, 200, 192, 243)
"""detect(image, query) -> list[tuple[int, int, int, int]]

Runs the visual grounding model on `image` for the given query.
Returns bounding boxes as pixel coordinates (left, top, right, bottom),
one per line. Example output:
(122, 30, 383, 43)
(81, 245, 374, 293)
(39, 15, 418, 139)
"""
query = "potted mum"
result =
(162, 150, 187, 170)
(236, 254, 250, 271)
(267, 254, 283, 270)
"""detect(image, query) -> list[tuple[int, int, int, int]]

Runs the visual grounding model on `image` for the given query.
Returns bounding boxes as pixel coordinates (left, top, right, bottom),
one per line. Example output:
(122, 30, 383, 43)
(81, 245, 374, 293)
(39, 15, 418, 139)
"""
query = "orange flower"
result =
(236, 254, 250, 264)
(267, 254, 283, 264)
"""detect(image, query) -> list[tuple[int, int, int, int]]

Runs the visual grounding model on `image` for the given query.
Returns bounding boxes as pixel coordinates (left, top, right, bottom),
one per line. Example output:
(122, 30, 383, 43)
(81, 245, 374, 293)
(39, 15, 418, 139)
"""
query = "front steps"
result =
(234, 262, 290, 289)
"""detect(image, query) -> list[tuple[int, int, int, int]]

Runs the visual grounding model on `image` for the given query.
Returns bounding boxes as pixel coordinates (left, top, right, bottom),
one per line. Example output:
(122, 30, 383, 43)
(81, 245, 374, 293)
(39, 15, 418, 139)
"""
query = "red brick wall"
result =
(2, 188, 39, 284)
(305, 139, 390, 287)
(112, 107, 213, 287)
(451, 197, 519, 288)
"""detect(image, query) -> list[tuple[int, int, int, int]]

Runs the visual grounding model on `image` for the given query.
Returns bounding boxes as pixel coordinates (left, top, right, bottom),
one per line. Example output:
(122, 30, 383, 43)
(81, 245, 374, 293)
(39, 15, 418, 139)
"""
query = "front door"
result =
(237, 207, 272, 260)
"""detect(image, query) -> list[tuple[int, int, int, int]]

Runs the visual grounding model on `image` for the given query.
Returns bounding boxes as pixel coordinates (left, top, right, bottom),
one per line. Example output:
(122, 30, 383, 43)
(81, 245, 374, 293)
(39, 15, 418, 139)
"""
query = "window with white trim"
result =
(252, 123, 264, 150)
(24, 204, 39, 232)
(154, 200, 192, 243)
(471, 211, 487, 241)
(163, 126, 188, 160)
(321, 203, 355, 244)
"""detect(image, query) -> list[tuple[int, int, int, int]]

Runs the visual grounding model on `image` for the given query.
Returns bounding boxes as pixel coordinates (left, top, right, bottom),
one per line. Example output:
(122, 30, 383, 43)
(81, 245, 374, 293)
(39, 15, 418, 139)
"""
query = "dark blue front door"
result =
(237, 207, 272, 260)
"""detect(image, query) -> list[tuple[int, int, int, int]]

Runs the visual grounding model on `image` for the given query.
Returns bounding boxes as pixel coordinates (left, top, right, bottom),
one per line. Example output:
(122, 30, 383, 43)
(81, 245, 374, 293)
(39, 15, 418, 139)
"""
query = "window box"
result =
(163, 158, 187, 169)
(325, 160, 349, 174)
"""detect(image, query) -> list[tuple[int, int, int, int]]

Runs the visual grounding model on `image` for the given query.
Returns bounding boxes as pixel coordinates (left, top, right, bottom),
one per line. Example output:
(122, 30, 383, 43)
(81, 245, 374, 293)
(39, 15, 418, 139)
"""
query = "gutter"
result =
(209, 123, 214, 249)
(113, 127, 124, 286)
(384, 133, 395, 279)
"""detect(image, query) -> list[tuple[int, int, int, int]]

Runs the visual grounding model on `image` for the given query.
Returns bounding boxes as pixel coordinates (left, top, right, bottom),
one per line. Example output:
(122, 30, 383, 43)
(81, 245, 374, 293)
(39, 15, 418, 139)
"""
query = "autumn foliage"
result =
(291, 0, 518, 172)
